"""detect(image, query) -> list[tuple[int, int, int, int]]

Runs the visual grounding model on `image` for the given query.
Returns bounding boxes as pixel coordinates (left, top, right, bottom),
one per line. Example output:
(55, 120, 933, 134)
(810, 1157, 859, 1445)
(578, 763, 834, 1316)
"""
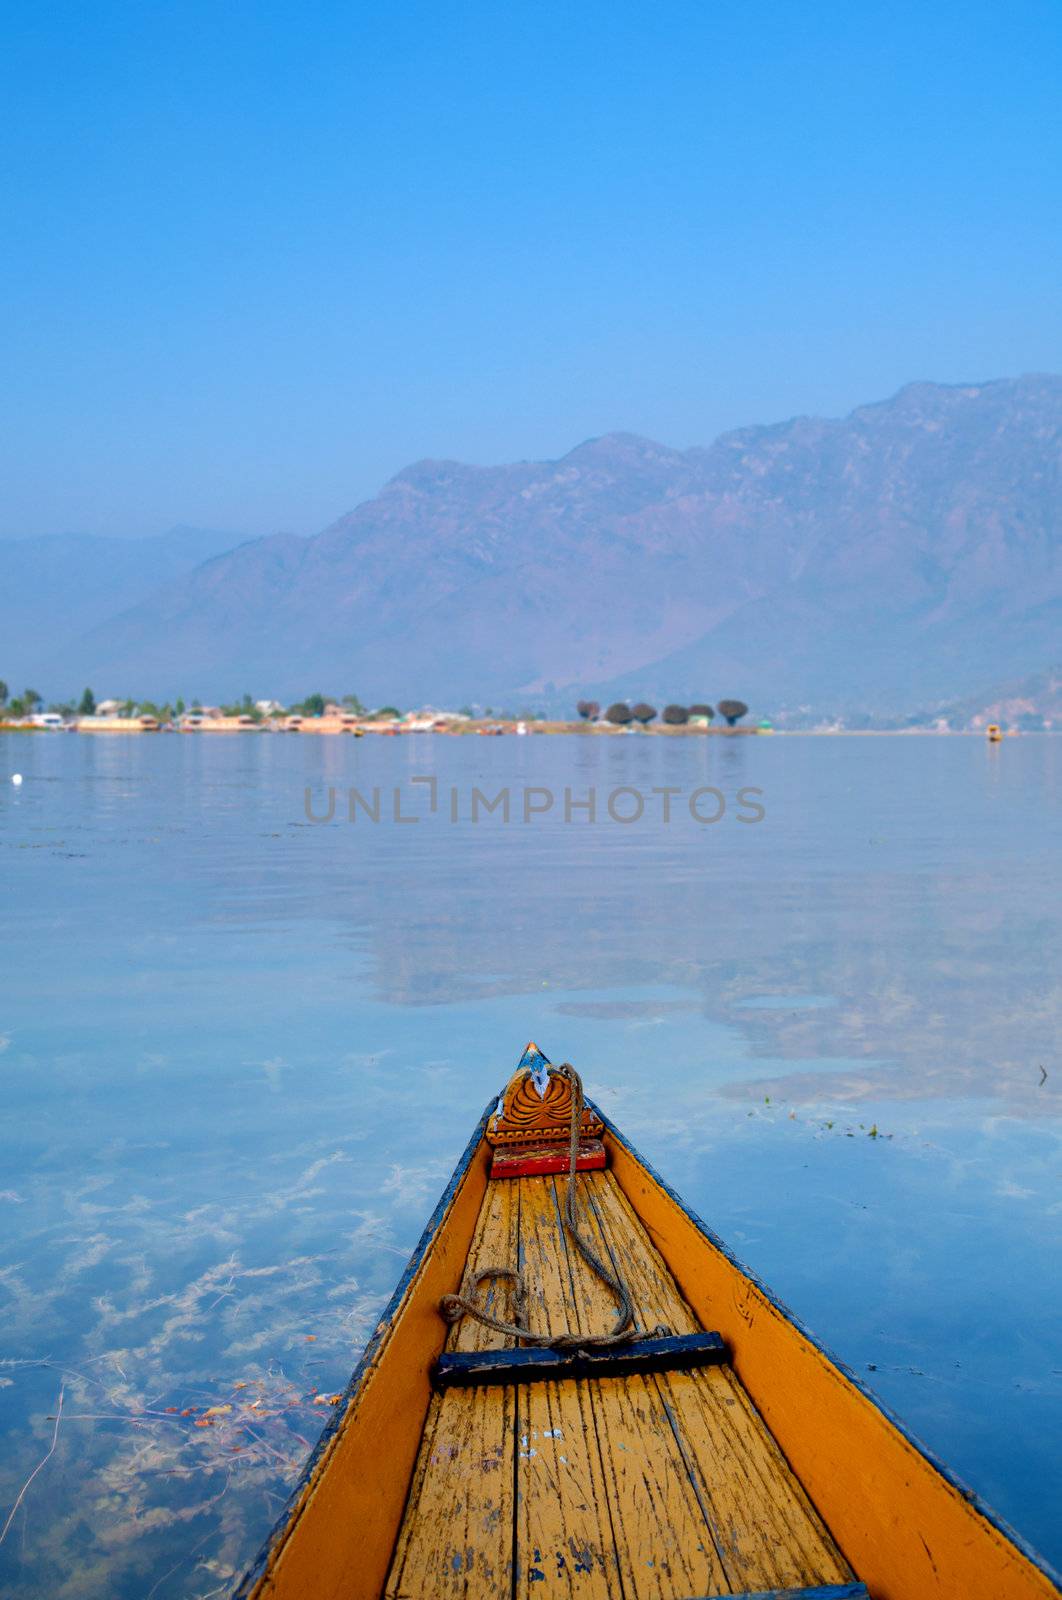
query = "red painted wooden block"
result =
(490, 1138, 607, 1179)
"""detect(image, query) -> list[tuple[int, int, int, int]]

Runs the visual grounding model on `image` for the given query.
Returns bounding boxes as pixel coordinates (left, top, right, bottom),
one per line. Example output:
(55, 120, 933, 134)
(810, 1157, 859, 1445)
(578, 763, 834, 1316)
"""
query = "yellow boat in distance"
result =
(234, 1045, 1060, 1600)
(987, 723, 1003, 741)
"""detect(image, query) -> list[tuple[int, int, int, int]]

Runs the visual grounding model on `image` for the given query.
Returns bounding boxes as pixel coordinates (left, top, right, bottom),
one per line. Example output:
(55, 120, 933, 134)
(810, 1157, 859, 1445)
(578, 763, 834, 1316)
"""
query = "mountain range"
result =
(4, 376, 1061, 720)
(0, 526, 241, 694)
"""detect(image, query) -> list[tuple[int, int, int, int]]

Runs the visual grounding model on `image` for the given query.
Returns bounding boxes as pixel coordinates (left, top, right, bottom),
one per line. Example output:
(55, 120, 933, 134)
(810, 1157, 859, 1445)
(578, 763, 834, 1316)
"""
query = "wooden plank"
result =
(447, 1176, 524, 1356)
(435, 1330, 727, 1389)
(513, 1175, 625, 1599)
(582, 1171, 851, 1594)
(605, 1120, 1062, 1600)
(661, 1366, 853, 1594)
(580, 1168, 700, 1334)
(543, 1174, 732, 1600)
(385, 1178, 520, 1599)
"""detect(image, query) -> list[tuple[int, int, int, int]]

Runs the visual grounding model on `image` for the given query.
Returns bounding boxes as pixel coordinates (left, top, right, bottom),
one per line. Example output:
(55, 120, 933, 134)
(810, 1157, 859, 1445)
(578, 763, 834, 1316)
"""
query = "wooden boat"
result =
(235, 1045, 1060, 1600)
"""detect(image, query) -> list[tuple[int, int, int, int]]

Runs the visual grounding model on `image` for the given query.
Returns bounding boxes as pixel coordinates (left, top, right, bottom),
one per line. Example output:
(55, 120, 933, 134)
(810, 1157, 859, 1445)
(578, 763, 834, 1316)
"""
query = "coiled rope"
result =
(439, 1063, 644, 1349)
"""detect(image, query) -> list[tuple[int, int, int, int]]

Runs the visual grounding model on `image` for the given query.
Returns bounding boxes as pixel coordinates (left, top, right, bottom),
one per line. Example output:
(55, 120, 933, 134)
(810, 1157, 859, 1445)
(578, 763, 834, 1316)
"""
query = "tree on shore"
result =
(220, 694, 263, 720)
(0, 681, 7, 708)
(299, 692, 326, 717)
(605, 703, 632, 725)
(24, 688, 41, 711)
(78, 687, 96, 716)
(342, 693, 365, 714)
(717, 699, 749, 726)
(576, 700, 600, 721)
(688, 703, 713, 722)
(375, 705, 402, 719)
(631, 702, 657, 725)
(662, 704, 689, 725)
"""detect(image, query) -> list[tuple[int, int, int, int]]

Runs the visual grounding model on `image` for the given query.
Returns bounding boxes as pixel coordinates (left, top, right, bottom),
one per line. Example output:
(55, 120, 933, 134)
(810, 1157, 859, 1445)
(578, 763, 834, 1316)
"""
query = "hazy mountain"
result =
(23, 377, 1062, 713)
(0, 526, 245, 695)
(933, 664, 1062, 730)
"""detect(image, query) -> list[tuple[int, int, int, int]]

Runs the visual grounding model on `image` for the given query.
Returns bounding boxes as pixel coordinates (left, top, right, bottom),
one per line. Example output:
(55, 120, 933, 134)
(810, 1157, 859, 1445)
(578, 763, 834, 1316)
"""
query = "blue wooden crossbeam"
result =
(434, 1329, 727, 1389)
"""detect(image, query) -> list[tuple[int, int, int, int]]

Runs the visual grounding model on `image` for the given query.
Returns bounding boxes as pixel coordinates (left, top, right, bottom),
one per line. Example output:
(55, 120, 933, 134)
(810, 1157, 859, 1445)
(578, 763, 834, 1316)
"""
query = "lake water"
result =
(1, 730, 1059, 1597)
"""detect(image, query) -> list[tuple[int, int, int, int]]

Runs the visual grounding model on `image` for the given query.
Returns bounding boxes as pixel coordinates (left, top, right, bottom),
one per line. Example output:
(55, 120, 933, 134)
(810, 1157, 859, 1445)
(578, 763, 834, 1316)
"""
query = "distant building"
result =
(77, 715, 153, 733)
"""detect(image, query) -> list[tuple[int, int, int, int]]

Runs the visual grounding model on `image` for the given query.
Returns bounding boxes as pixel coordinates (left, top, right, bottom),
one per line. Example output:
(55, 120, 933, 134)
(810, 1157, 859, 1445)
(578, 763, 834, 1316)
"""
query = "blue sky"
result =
(2, 0, 1061, 539)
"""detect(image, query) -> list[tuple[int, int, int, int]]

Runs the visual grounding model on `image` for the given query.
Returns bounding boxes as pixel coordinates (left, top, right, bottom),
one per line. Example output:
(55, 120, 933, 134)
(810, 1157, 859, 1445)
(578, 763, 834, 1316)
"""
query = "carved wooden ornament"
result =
(487, 1042, 603, 1148)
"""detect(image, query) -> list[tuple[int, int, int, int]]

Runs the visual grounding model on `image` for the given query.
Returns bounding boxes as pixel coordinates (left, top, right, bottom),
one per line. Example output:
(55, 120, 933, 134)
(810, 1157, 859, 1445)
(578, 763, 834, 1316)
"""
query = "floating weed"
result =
(743, 1102, 892, 1140)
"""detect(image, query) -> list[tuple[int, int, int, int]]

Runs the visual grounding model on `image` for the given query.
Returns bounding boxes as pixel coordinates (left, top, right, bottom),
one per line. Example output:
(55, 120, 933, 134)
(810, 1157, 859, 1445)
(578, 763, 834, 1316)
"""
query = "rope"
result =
(439, 1063, 646, 1349)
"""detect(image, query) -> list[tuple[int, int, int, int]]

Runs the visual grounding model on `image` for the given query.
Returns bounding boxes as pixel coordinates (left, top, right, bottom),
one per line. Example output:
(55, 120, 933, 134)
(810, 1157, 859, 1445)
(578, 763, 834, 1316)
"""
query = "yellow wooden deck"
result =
(385, 1169, 853, 1599)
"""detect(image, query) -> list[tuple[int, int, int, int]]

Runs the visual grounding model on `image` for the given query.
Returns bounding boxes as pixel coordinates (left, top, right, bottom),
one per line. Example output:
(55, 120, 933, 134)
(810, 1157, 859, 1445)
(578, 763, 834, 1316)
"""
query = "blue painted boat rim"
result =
(677, 1583, 870, 1600)
(597, 1102, 1062, 1595)
(678, 1584, 869, 1600)
(231, 1097, 497, 1600)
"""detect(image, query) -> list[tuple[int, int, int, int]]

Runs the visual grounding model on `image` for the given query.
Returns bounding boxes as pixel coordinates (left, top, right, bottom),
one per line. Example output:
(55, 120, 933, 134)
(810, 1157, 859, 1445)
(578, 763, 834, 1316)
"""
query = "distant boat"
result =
(233, 1043, 1060, 1600)
(516, 720, 528, 735)
(986, 723, 1003, 742)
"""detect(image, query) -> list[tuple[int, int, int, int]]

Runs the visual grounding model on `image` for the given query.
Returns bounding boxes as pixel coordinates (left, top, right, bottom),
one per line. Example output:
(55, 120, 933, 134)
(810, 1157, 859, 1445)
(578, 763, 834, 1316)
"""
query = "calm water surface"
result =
(1, 731, 1059, 1596)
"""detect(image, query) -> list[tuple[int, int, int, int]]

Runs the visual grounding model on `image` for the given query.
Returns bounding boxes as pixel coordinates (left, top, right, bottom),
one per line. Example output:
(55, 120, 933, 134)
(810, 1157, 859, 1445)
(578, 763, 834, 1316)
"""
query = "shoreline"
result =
(0, 721, 1042, 738)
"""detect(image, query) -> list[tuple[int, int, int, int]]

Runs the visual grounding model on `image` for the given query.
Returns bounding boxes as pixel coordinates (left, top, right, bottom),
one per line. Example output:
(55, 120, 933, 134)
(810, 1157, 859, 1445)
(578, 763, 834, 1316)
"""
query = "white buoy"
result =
(11, 773, 23, 785)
